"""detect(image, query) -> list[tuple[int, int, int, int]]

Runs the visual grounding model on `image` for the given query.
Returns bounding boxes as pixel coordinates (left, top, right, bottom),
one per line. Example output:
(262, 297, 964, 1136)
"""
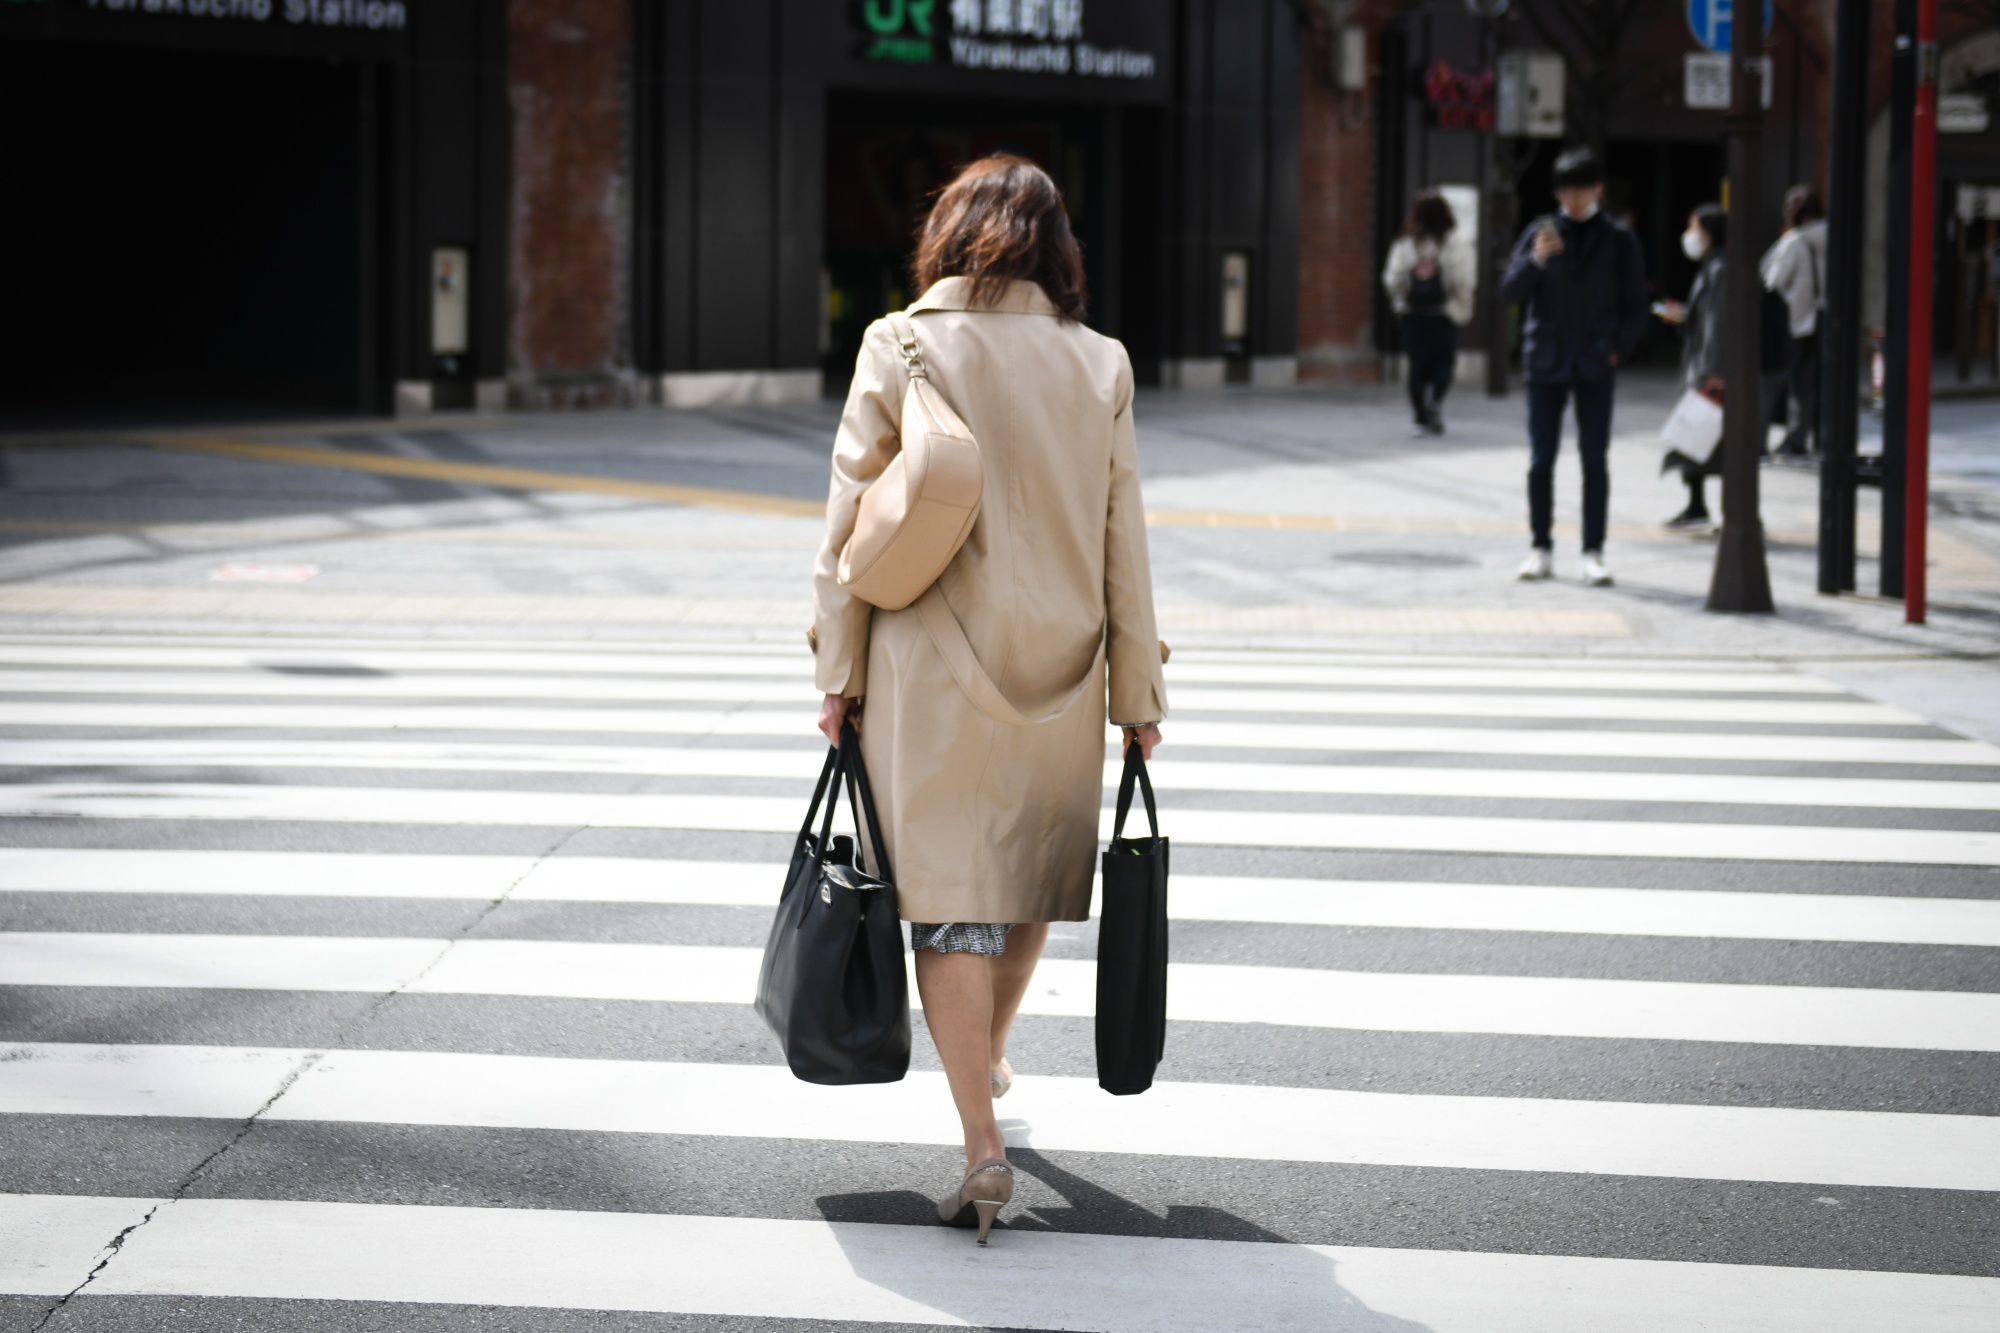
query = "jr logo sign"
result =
(859, 0, 937, 63)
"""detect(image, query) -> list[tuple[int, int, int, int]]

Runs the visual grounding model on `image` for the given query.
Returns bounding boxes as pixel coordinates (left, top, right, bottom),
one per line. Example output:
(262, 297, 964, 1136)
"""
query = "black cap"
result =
(1551, 148, 1604, 188)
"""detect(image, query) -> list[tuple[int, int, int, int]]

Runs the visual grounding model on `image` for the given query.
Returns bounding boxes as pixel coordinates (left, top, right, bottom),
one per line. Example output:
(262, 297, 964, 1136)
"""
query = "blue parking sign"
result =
(1686, 0, 1772, 52)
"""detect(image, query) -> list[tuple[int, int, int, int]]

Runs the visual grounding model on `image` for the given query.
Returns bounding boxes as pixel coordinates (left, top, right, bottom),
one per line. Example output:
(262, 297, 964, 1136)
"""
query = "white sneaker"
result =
(1516, 549, 1554, 580)
(1581, 551, 1614, 586)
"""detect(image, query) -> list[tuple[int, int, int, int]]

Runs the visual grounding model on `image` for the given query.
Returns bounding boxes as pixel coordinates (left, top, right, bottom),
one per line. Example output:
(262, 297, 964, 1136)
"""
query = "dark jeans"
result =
(1401, 313, 1457, 422)
(1526, 374, 1615, 552)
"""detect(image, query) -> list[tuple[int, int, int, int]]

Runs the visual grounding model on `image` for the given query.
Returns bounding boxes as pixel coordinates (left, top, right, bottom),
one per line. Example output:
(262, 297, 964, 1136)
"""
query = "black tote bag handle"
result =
(838, 719, 895, 883)
(1111, 739, 1159, 843)
(797, 745, 841, 849)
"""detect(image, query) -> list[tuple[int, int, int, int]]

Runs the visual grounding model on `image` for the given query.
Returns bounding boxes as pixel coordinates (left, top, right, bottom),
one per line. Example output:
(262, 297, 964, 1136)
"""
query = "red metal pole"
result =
(1905, 0, 1937, 624)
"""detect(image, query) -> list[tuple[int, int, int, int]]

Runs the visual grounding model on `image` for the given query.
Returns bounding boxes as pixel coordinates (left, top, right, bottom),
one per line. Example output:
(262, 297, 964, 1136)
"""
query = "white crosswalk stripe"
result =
(11, 739, 2000, 809)
(10, 699, 1993, 764)
(0, 667, 1920, 724)
(2, 633, 1997, 1331)
(4, 1042, 1993, 1190)
(9, 1194, 1994, 1333)
(0, 639, 1854, 690)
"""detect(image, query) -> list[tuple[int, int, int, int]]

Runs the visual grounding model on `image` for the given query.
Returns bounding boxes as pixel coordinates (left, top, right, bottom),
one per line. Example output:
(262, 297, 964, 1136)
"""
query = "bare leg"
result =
(987, 922, 1048, 1069)
(914, 949, 1006, 1169)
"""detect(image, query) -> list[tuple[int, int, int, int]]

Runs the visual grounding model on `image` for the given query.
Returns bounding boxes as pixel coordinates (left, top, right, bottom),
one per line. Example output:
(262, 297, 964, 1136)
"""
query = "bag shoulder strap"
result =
(915, 584, 1104, 727)
(886, 311, 975, 444)
(885, 311, 924, 379)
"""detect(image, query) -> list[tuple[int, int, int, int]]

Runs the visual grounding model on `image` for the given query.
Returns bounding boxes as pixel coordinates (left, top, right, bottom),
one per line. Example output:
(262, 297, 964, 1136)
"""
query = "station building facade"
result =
(1, 0, 509, 420)
(3, 0, 1991, 421)
(1, 0, 1308, 420)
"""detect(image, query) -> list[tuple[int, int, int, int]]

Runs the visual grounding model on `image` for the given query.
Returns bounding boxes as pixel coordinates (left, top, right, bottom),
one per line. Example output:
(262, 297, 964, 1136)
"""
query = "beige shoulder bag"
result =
(836, 313, 983, 612)
(842, 311, 1104, 727)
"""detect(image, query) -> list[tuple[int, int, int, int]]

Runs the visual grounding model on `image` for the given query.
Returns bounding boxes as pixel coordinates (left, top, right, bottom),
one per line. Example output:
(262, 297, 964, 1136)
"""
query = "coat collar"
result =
(907, 276, 1058, 316)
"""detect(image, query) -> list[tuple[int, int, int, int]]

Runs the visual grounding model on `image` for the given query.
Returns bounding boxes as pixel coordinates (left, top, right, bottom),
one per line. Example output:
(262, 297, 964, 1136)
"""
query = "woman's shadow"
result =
(815, 1149, 1434, 1332)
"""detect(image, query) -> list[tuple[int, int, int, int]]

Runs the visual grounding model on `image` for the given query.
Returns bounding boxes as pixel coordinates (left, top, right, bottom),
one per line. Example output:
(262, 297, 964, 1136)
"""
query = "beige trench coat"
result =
(810, 277, 1168, 925)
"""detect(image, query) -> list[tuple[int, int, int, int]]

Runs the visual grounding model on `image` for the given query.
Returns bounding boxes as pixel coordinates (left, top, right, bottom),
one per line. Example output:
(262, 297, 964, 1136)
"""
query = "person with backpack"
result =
(1760, 186, 1828, 459)
(1382, 189, 1476, 435)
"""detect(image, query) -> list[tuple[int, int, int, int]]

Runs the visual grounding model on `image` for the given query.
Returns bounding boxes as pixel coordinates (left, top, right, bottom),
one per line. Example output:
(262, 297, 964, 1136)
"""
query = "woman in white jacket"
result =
(1382, 190, 1476, 435)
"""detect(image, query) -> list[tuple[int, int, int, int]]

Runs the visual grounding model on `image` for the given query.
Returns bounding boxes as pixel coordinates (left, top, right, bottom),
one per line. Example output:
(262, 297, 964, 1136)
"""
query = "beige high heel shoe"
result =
(938, 1157, 1014, 1244)
(990, 1058, 1013, 1099)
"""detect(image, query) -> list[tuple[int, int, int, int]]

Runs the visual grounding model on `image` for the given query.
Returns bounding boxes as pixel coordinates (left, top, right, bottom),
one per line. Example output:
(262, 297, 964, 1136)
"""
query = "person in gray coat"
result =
(1657, 203, 1729, 531)
(1761, 186, 1828, 457)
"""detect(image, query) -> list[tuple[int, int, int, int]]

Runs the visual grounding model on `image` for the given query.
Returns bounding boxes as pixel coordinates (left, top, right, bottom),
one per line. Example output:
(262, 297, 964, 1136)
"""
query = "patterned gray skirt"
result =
(908, 922, 1015, 955)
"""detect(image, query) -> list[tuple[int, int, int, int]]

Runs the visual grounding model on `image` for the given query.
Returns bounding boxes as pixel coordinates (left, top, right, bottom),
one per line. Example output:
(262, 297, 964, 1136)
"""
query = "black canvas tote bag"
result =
(755, 720, 911, 1085)
(1095, 742, 1169, 1095)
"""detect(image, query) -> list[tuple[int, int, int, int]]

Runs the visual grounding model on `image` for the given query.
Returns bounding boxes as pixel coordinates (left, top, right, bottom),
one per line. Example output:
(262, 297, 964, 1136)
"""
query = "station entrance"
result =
(821, 90, 1166, 392)
(0, 40, 379, 425)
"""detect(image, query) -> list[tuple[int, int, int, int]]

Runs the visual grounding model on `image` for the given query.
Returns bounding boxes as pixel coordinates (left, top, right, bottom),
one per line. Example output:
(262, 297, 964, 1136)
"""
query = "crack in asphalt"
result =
(27, 823, 587, 1328)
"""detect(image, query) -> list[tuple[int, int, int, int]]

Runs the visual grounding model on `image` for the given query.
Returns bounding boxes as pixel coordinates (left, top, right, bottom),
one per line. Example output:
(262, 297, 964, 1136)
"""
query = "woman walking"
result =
(810, 155, 1168, 1245)
(1381, 189, 1476, 435)
(1657, 203, 1730, 531)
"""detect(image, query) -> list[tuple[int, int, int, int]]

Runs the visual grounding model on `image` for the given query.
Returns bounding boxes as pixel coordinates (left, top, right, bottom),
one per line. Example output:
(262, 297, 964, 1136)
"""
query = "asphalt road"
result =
(1, 382, 1998, 1330)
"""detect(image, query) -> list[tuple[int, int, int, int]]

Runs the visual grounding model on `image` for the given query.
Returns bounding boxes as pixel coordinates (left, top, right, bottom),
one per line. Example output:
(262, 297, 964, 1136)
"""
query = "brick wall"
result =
(506, 0, 631, 408)
(1295, 3, 1400, 382)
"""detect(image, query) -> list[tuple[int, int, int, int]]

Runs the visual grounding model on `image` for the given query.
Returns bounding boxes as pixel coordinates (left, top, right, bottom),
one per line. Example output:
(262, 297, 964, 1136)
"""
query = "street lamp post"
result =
(1706, 0, 1775, 612)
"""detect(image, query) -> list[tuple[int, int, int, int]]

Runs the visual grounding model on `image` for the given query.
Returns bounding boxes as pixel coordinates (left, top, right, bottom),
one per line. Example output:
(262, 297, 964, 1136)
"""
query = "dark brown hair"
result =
(1783, 185, 1826, 229)
(911, 154, 1087, 321)
(1403, 189, 1456, 241)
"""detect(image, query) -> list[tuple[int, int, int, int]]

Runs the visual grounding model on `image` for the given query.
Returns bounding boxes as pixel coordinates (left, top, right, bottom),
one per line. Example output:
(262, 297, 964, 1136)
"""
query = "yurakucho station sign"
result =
(855, 0, 1157, 80)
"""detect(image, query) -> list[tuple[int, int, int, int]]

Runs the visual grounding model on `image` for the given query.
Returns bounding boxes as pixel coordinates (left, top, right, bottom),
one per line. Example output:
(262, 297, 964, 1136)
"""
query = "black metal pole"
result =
(1880, 0, 1916, 598)
(1817, 0, 1868, 594)
(1707, 7, 1776, 613)
(1481, 17, 1509, 396)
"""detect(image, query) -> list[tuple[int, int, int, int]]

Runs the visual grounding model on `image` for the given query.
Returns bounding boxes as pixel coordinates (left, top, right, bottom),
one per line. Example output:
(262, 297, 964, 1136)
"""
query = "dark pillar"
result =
(1706, 5, 1775, 613)
(1880, 0, 1916, 597)
(1817, 0, 1868, 594)
(1903, 0, 1938, 623)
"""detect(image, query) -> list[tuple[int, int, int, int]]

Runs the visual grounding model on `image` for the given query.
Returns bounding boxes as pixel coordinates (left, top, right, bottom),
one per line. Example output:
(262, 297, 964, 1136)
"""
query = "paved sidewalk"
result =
(2, 373, 1997, 729)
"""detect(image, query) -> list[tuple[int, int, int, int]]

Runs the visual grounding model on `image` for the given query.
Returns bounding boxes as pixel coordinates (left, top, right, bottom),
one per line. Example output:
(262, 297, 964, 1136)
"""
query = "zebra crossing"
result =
(2, 633, 1997, 1330)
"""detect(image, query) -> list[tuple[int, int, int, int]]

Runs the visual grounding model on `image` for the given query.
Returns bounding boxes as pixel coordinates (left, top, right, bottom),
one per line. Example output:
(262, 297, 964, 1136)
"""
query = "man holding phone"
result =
(1499, 148, 1650, 586)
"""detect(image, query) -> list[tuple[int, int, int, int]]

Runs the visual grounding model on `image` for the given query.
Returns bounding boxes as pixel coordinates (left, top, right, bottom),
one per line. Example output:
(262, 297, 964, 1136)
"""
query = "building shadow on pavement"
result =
(815, 1149, 1433, 1333)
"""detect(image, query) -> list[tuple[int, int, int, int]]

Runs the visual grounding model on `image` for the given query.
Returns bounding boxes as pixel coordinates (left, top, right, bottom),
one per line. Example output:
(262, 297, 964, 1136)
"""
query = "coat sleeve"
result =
(1381, 238, 1413, 312)
(1444, 235, 1478, 327)
(1615, 227, 1651, 360)
(1103, 349, 1168, 727)
(1688, 258, 1729, 384)
(810, 319, 904, 697)
(1498, 222, 1544, 305)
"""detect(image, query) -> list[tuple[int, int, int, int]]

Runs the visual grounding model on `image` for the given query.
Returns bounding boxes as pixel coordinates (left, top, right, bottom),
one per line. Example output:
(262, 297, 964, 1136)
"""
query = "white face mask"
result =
(1682, 228, 1710, 262)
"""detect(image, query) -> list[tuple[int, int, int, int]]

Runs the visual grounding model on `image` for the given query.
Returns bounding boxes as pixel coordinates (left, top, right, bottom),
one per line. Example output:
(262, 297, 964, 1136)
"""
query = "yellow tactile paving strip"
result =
(13, 434, 1995, 591)
(127, 436, 828, 519)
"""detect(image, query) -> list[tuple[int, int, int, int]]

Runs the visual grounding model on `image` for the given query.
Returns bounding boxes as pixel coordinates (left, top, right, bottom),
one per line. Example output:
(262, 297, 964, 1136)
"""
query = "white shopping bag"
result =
(1661, 389, 1724, 454)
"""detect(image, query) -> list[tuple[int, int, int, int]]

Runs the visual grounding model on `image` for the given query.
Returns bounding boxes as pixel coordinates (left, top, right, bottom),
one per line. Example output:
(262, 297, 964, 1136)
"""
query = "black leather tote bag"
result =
(1095, 742, 1169, 1095)
(755, 720, 911, 1085)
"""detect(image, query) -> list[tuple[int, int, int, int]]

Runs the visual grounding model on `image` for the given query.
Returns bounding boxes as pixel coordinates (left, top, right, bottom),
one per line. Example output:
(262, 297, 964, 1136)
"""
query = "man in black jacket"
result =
(1499, 148, 1650, 586)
